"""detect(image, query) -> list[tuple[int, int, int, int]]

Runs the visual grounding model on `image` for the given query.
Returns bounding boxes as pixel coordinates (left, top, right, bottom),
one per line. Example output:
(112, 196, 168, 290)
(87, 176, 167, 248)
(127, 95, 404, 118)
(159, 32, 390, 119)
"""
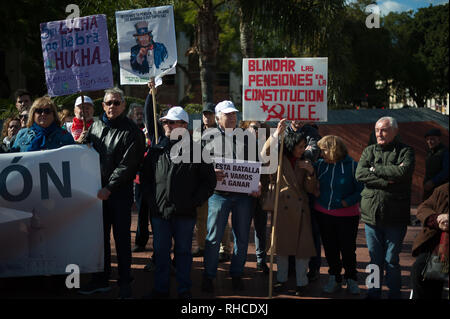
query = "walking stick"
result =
(268, 132, 285, 298)
(81, 94, 86, 130)
(150, 81, 159, 143)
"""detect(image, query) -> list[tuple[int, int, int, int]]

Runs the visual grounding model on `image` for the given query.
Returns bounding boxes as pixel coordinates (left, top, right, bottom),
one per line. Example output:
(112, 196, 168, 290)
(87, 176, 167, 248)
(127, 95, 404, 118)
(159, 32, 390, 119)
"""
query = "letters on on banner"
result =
(40, 14, 114, 97)
(115, 5, 177, 85)
(214, 158, 261, 194)
(0, 145, 104, 278)
(242, 58, 328, 122)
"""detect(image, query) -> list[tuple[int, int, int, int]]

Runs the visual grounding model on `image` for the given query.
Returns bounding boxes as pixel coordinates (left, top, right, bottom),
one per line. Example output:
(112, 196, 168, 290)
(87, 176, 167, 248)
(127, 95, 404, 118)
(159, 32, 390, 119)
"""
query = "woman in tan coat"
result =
(262, 119, 317, 296)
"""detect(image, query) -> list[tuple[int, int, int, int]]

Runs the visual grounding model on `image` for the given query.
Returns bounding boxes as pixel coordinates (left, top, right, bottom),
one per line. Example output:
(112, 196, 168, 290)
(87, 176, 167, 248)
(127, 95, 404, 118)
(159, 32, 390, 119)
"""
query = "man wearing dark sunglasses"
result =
(78, 87, 145, 299)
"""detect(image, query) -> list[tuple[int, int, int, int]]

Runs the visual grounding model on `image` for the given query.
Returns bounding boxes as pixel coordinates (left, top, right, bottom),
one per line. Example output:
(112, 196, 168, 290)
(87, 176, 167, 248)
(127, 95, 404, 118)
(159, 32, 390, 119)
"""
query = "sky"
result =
(348, 0, 449, 16)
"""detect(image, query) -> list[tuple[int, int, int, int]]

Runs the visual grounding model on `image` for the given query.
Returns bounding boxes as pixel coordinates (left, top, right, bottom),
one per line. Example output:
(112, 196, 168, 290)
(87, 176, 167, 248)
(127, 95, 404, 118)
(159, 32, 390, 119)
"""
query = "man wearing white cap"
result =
(67, 95, 95, 141)
(202, 100, 261, 293)
(139, 80, 216, 298)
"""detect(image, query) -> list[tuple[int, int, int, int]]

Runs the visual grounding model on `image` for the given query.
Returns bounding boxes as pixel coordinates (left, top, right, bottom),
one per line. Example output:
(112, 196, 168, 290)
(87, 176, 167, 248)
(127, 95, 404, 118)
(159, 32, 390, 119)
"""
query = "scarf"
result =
(102, 112, 113, 127)
(26, 122, 59, 152)
(71, 117, 93, 140)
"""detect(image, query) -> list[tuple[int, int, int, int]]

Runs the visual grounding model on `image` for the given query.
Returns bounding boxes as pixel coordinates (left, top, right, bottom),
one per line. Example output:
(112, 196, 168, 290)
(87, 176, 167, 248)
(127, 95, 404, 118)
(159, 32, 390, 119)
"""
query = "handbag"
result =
(262, 183, 276, 211)
(422, 252, 449, 281)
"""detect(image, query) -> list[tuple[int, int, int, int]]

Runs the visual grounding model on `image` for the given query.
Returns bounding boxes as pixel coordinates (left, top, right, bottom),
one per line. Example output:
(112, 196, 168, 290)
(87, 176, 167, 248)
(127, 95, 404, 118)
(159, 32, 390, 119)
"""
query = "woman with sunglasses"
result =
(11, 96, 74, 152)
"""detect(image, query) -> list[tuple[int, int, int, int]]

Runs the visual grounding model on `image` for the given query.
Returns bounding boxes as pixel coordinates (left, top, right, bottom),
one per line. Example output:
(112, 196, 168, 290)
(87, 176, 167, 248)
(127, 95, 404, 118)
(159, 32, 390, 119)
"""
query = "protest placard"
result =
(40, 14, 113, 97)
(0, 145, 104, 278)
(242, 58, 328, 122)
(115, 5, 177, 85)
(213, 158, 261, 194)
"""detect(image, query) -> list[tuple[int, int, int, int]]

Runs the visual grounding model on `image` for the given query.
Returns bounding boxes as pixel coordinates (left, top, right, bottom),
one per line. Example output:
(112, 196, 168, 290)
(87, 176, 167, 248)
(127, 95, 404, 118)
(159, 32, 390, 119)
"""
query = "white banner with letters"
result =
(0, 145, 104, 278)
(214, 158, 261, 194)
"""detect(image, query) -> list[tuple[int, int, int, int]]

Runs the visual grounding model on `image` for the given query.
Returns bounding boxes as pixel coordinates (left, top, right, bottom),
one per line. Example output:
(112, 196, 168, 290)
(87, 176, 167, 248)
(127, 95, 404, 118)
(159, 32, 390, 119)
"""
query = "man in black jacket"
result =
(79, 87, 145, 299)
(141, 82, 216, 298)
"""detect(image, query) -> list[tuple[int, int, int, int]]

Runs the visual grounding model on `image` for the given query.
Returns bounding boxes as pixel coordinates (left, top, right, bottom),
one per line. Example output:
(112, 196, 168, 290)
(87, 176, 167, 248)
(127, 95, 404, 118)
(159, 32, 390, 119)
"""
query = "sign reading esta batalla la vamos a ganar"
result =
(40, 14, 113, 97)
(243, 58, 328, 122)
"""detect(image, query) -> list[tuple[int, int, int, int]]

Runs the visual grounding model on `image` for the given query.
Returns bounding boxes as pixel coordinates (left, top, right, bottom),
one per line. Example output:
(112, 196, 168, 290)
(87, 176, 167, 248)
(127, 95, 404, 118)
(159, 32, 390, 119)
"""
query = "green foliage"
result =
(383, 3, 449, 107)
(0, 99, 17, 120)
(184, 103, 203, 114)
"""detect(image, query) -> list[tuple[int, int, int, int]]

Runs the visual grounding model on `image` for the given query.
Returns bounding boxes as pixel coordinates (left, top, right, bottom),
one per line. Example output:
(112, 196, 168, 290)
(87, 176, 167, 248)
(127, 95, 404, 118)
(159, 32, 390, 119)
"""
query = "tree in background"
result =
(384, 3, 449, 108)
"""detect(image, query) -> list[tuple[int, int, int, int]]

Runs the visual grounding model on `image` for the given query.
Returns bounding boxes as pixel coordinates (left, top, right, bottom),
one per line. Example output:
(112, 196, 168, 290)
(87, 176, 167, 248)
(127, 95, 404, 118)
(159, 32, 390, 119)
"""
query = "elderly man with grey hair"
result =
(128, 103, 145, 129)
(78, 87, 145, 299)
(201, 100, 262, 294)
(356, 116, 415, 299)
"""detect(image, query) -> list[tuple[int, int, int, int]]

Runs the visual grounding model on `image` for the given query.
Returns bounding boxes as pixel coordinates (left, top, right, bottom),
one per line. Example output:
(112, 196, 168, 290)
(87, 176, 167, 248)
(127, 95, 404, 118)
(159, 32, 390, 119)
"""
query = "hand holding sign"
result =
(97, 187, 111, 201)
(273, 118, 287, 138)
(215, 169, 226, 182)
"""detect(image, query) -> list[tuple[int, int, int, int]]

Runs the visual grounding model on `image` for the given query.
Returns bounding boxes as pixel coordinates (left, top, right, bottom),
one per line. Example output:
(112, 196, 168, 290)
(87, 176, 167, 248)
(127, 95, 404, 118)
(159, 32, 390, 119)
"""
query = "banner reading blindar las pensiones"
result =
(0, 145, 104, 278)
(40, 14, 113, 97)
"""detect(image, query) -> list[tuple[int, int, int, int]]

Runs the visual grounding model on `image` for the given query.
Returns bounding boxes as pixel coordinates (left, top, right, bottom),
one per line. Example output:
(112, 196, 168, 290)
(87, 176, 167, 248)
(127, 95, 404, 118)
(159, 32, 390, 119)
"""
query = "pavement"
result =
(1, 207, 440, 301)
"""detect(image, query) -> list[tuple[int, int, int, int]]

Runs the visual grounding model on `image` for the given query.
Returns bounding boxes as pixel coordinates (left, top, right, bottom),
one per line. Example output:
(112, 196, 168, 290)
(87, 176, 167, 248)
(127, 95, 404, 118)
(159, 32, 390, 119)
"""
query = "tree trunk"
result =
(196, 0, 219, 104)
(239, 6, 255, 58)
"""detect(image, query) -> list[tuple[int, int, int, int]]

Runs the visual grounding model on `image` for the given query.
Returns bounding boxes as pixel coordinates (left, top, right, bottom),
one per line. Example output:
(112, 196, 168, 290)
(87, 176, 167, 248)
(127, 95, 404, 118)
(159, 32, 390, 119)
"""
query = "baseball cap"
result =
(160, 106, 189, 123)
(75, 96, 94, 107)
(215, 100, 238, 114)
(202, 102, 216, 113)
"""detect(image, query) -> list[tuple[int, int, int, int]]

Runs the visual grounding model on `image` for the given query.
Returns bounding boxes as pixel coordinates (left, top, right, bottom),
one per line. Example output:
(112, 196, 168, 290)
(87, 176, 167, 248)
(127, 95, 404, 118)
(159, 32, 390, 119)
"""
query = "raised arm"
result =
(144, 81, 164, 146)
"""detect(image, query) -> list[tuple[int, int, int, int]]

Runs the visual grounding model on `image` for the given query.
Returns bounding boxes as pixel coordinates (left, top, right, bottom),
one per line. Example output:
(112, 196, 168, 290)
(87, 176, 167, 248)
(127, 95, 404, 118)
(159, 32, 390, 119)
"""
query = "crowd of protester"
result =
(0, 86, 448, 300)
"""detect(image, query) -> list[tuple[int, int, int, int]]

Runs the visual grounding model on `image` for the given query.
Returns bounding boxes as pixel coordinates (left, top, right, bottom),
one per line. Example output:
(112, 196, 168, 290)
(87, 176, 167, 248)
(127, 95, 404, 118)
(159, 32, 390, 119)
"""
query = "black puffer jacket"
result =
(85, 113, 145, 193)
(141, 138, 217, 219)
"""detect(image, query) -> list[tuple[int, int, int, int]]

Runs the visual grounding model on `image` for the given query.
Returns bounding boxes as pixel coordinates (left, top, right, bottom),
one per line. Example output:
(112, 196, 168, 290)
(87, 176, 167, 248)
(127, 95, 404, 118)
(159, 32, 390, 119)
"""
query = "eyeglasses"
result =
(35, 108, 52, 115)
(19, 114, 28, 120)
(104, 100, 121, 106)
(161, 120, 185, 125)
(9, 125, 20, 129)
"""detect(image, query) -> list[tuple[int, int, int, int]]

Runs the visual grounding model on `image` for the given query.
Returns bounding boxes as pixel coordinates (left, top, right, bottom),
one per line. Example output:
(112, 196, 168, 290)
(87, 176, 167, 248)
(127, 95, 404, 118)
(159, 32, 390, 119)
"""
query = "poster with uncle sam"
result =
(115, 5, 177, 85)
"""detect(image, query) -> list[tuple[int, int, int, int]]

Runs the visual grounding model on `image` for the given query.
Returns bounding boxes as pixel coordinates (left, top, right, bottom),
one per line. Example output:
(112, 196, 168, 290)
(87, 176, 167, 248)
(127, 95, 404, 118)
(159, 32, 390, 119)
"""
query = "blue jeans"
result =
(151, 216, 196, 294)
(364, 223, 407, 299)
(204, 193, 254, 279)
(253, 199, 267, 264)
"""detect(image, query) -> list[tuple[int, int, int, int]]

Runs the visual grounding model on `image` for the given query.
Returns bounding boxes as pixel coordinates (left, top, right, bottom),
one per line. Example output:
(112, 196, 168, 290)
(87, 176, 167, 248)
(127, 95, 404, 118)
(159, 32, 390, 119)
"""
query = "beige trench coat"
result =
(273, 155, 317, 258)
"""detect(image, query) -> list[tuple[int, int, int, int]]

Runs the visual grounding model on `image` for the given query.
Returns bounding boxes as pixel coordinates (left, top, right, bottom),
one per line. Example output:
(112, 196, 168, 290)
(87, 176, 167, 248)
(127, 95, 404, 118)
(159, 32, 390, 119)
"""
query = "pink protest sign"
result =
(40, 14, 113, 96)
